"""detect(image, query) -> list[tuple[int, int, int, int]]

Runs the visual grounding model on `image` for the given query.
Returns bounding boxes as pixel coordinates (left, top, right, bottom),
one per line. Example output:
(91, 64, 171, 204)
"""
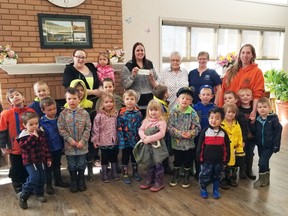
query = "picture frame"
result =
(38, 13, 92, 49)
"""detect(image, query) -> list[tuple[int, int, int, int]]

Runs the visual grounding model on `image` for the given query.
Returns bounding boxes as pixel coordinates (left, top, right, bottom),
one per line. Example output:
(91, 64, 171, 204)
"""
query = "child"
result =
(29, 81, 61, 117)
(96, 51, 115, 84)
(117, 90, 143, 184)
(220, 103, 245, 188)
(0, 89, 34, 193)
(91, 92, 119, 182)
(66, 79, 94, 181)
(197, 107, 230, 199)
(57, 87, 91, 193)
(193, 85, 215, 179)
(223, 90, 248, 179)
(138, 100, 168, 192)
(95, 78, 124, 112)
(238, 88, 257, 180)
(168, 87, 201, 188)
(153, 84, 173, 174)
(39, 97, 68, 195)
(17, 111, 52, 209)
(251, 97, 282, 188)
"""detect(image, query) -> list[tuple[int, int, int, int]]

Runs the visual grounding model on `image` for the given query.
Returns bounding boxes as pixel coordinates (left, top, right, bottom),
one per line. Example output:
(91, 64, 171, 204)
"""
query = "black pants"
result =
(46, 150, 62, 182)
(9, 153, 28, 184)
(173, 149, 194, 169)
(101, 147, 118, 165)
(122, 147, 136, 166)
(86, 141, 97, 162)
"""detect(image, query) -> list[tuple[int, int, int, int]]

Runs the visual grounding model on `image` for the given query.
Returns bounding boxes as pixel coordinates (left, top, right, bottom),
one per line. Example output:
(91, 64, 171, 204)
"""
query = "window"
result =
(161, 20, 284, 73)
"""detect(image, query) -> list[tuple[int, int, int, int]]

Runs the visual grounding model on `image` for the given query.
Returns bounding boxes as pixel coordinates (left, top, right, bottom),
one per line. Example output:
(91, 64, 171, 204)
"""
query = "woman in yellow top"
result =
(220, 103, 245, 189)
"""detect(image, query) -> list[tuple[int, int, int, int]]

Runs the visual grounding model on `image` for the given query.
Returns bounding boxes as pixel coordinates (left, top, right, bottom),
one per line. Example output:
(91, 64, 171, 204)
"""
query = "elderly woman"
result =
(188, 51, 222, 106)
(121, 42, 158, 117)
(63, 49, 102, 102)
(159, 51, 189, 109)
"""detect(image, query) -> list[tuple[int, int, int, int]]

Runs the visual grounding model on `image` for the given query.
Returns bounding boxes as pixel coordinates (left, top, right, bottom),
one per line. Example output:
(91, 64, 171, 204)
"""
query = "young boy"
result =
(251, 97, 282, 188)
(29, 81, 61, 117)
(197, 107, 230, 199)
(117, 89, 143, 184)
(39, 97, 69, 194)
(67, 79, 94, 181)
(223, 90, 248, 180)
(152, 84, 173, 174)
(0, 89, 34, 193)
(238, 88, 257, 180)
(96, 78, 124, 112)
(193, 85, 215, 179)
(17, 111, 52, 209)
(220, 103, 244, 188)
(168, 87, 201, 188)
(57, 87, 91, 193)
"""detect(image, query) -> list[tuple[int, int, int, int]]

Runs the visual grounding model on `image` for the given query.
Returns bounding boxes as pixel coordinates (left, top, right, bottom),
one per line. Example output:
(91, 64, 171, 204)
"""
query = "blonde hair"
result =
(98, 51, 111, 66)
(145, 100, 165, 121)
(223, 103, 238, 115)
(123, 89, 138, 100)
(34, 81, 48, 89)
(98, 92, 116, 113)
(238, 88, 253, 96)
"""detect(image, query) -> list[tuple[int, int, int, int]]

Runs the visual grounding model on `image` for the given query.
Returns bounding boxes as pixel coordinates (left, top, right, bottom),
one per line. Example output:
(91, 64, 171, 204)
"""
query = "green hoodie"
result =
(64, 79, 93, 109)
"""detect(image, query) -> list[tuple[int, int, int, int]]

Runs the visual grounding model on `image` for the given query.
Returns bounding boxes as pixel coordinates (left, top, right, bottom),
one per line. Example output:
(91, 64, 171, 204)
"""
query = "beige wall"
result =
(123, 0, 288, 72)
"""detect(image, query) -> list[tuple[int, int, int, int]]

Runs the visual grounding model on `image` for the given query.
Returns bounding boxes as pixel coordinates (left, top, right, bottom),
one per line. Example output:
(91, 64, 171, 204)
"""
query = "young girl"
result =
(220, 103, 245, 189)
(91, 92, 119, 182)
(96, 51, 115, 84)
(136, 100, 168, 192)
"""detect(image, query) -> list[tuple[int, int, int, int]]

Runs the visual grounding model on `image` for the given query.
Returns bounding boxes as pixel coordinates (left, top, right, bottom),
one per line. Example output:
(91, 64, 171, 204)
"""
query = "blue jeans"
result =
(66, 154, 86, 171)
(199, 163, 223, 188)
(22, 163, 46, 196)
(257, 146, 273, 173)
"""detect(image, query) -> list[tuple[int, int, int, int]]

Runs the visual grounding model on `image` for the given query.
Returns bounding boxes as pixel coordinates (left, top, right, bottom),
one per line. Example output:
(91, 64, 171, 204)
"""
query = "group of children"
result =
(0, 70, 283, 209)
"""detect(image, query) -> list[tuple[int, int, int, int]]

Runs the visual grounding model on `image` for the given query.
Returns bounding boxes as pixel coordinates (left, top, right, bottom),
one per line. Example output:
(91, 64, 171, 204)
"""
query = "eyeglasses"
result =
(74, 56, 86, 60)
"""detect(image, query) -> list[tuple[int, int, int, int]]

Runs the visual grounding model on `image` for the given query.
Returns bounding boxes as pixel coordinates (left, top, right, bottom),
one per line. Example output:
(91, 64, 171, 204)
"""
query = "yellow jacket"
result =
(221, 119, 245, 166)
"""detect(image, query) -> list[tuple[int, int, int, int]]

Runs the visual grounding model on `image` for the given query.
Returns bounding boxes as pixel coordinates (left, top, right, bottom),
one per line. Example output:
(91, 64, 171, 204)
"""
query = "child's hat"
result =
(199, 84, 214, 94)
(176, 87, 194, 98)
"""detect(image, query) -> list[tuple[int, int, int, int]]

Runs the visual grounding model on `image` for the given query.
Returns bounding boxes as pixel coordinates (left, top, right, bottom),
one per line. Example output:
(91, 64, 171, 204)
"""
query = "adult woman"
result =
(121, 42, 158, 117)
(63, 49, 102, 103)
(220, 44, 265, 119)
(159, 51, 189, 109)
(188, 51, 222, 105)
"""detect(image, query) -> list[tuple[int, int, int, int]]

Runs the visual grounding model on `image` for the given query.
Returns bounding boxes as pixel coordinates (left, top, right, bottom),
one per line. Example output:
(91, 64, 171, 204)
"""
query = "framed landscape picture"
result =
(38, 14, 92, 49)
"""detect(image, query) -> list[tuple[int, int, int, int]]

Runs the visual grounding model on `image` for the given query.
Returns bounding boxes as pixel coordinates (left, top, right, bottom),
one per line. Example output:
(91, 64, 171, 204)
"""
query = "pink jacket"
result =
(138, 118, 167, 144)
(91, 110, 118, 147)
(97, 65, 115, 83)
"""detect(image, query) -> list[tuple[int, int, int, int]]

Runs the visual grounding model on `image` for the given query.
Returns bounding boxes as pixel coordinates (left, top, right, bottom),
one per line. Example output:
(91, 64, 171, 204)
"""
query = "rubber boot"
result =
(78, 169, 87, 191)
(12, 181, 22, 193)
(253, 172, 266, 188)
(111, 163, 120, 180)
(87, 161, 94, 182)
(132, 163, 142, 181)
(101, 165, 110, 183)
(245, 156, 256, 180)
(170, 167, 180, 186)
(150, 164, 164, 192)
(122, 165, 132, 184)
(220, 167, 230, 190)
(69, 170, 78, 193)
(200, 186, 208, 199)
(140, 166, 155, 189)
(237, 156, 247, 179)
(212, 180, 221, 199)
(54, 168, 69, 187)
(182, 168, 191, 188)
(229, 167, 238, 187)
(19, 191, 30, 209)
(162, 157, 173, 175)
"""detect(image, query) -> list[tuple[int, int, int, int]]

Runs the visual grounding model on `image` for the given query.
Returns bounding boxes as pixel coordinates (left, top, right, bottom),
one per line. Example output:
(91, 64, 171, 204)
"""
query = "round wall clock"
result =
(48, 0, 86, 8)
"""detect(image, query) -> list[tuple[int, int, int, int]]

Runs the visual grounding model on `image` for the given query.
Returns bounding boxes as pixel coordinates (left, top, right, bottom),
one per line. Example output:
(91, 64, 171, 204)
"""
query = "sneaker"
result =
(123, 175, 132, 184)
(219, 179, 230, 190)
(19, 197, 28, 209)
(36, 195, 47, 203)
(93, 160, 101, 167)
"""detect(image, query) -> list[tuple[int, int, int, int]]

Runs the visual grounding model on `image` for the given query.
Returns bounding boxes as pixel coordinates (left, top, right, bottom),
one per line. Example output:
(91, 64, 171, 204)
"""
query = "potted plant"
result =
(264, 68, 288, 121)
